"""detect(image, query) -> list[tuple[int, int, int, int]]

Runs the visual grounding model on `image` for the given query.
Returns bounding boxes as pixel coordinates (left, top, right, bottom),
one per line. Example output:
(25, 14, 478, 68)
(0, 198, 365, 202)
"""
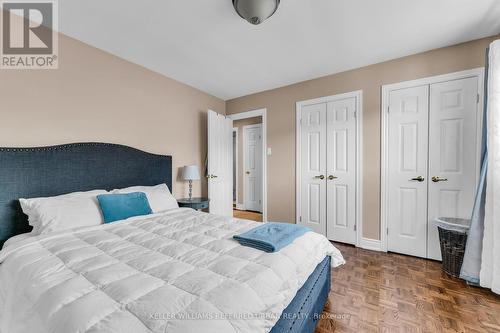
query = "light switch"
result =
(267, 148, 272, 155)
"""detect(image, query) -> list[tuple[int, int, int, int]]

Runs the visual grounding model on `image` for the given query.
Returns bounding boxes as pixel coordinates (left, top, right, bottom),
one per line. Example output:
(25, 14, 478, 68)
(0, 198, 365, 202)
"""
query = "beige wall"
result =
(233, 116, 262, 205)
(1, 11, 497, 240)
(226, 35, 499, 240)
(0, 25, 225, 199)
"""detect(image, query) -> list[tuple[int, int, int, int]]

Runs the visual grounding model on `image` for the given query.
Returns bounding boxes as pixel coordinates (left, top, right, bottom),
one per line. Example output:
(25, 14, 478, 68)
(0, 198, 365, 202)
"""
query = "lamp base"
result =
(188, 180, 193, 200)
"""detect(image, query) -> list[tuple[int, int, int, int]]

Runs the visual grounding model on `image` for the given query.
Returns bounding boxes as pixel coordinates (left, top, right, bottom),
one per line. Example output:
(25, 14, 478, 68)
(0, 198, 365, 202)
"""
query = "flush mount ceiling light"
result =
(232, 0, 280, 25)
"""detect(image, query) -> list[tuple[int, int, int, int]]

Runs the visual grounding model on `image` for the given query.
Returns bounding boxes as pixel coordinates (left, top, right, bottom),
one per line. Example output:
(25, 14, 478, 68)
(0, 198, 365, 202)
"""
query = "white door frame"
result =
(228, 109, 268, 222)
(296, 90, 363, 247)
(380, 68, 485, 252)
(232, 127, 238, 206)
(242, 124, 263, 212)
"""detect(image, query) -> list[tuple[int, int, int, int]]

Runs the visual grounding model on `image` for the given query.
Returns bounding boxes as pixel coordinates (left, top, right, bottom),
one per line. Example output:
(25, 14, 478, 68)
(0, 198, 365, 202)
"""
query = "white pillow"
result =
(112, 184, 178, 213)
(19, 190, 107, 235)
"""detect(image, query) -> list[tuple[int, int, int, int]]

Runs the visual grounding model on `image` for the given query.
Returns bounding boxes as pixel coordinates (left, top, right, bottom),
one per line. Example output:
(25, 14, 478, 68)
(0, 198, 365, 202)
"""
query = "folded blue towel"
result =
(233, 223, 311, 253)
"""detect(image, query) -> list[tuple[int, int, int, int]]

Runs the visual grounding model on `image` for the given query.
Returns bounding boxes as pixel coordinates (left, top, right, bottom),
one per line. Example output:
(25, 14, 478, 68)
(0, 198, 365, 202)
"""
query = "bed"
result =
(0, 143, 344, 333)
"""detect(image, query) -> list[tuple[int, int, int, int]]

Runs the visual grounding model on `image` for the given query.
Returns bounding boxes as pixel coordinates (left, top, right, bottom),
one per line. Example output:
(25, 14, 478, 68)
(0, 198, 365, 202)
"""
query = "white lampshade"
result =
(182, 165, 200, 181)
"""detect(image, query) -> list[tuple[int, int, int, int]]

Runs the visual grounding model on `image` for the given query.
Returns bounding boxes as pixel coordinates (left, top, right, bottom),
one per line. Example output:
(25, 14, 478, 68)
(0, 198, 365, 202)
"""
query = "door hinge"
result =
(386, 227, 389, 235)
(299, 216, 302, 222)
(477, 93, 480, 104)
(387, 105, 390, 113)
(353, 111, 357, 118)
(354, 223, 357, 231)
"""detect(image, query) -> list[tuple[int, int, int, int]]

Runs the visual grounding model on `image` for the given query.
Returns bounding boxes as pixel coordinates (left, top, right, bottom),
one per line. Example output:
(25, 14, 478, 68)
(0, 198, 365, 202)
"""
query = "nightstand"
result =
(177, 197, 210, 211)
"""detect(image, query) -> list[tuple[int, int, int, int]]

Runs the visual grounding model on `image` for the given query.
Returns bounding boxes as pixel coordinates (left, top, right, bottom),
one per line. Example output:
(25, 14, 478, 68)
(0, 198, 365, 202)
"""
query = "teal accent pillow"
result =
(97, 192, 152, 223)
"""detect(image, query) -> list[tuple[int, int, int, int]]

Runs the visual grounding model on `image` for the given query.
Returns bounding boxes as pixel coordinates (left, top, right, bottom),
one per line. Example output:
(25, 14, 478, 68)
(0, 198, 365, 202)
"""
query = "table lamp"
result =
(182, 165, 200, 200)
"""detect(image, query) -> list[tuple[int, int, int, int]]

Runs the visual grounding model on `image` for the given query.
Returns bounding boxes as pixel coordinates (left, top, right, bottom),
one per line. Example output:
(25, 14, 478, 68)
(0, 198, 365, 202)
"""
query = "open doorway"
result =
(232, 128, 238, 206)
(229, 109, 267, 222)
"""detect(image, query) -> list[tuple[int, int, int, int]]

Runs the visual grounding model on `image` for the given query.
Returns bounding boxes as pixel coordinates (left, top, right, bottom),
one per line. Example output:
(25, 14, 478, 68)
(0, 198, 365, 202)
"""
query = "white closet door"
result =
(326, 98, 357, 244)
(208, 110, 233, 217)
(387, 86, 429, 258)
(244, 125, 262, 212)
(299, 103, 327, 235)
(427, 77, 479, 260)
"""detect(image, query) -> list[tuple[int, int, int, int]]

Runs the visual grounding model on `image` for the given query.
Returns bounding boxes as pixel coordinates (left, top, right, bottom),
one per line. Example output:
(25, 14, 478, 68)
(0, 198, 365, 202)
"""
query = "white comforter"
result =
(0, 208, 344, 333)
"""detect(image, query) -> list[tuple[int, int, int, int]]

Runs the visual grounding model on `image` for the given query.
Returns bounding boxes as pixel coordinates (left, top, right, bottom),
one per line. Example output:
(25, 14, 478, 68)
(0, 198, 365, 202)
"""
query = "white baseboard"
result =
(358, 238, 382, 252)
(235, 204, 245, 210)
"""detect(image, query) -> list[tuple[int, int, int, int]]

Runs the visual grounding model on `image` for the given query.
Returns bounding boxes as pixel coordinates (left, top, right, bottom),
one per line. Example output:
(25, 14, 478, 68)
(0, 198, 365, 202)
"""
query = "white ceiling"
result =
(59, 0, 500, 100)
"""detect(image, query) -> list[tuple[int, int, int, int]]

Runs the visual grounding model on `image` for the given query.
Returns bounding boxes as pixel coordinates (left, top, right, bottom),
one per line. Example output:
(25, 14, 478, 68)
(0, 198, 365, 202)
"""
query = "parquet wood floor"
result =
(316, 243, 500, 333)
(233, 209, 262, 222)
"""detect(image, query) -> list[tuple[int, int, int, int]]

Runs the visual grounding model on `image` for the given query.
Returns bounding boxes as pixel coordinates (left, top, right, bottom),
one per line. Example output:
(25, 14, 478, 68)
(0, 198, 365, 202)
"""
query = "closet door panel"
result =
(299, 103, 327, 235)
(326, 98, 357, 244)
(387, 85, 429, 258)
(428, 77, 479, 260)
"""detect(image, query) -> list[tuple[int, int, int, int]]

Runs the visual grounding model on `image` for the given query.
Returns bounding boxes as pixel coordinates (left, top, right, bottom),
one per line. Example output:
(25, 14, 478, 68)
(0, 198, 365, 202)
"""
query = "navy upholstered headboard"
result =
(0, 143, 172, 247)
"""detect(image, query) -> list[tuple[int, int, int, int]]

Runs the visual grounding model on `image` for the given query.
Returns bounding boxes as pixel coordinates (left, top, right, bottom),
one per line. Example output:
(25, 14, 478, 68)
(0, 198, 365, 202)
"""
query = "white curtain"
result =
(480, 40, 500, 294)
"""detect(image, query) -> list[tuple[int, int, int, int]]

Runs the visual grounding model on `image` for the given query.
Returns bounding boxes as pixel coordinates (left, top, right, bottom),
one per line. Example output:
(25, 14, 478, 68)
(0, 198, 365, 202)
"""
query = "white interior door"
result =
(387, 86, 429, 258)
(298, 103, 327, 235)
(326, 98, 357, 244)
(427, 77, 479, 260)
(208, 110, 233, 216)
(243, 125, 262, 212)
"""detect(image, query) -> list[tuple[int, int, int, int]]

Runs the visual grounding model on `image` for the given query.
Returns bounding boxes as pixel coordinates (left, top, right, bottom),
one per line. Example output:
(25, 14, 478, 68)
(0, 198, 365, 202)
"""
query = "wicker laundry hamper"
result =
(436, 217, 471, 278)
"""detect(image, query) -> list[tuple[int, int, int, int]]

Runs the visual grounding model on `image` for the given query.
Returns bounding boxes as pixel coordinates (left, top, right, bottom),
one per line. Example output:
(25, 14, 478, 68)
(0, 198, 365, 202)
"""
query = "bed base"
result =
(271, 256, 331, 333)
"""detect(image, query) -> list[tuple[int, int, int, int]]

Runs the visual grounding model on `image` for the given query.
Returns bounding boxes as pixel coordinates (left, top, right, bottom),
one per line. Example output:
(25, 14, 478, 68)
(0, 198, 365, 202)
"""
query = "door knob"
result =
(314, 175, 325, 180)
(432, 176, 448, 183)
(246, 171, 250, 175)
(328, 175, 338, 180)
(410, 176, 425, 182)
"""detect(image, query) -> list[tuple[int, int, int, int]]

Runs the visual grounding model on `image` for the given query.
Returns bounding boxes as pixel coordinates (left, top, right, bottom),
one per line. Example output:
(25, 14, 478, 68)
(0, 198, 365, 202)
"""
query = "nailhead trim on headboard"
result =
(0, 142, 166, 154)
